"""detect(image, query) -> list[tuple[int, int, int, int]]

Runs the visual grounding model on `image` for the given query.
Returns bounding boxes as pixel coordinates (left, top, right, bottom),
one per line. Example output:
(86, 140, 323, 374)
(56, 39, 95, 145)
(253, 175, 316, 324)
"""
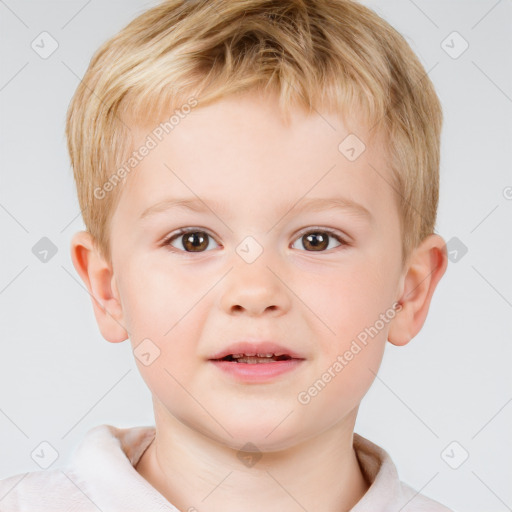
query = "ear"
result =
(70, 231, 129, 343)
(388, 234, 448, 346)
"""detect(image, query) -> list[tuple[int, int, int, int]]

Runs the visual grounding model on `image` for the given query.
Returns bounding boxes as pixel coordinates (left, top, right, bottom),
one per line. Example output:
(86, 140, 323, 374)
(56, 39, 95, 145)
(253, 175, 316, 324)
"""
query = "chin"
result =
(210, 415, 309, 453)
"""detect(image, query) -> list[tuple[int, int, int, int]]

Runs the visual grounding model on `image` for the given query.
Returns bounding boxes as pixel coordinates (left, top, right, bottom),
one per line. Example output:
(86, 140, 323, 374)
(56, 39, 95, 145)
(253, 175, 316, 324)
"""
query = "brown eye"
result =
(292, 229, 346, 252)
(164, 229, 218, 252)
(302, 232, 328, 251)
(182, 232, 209, 252)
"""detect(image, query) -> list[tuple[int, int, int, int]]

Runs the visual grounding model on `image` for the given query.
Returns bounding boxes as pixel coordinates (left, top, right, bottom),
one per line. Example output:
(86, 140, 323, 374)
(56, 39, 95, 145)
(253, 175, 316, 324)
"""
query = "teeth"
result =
(217, 352, 293, 363)
(235, 356, 277, 364)
(230, 353, 275, 358)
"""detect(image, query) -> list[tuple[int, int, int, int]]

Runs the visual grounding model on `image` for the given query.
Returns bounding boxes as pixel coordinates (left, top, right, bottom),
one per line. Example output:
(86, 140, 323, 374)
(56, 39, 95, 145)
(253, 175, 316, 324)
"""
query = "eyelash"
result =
(161, 227, 350, 254)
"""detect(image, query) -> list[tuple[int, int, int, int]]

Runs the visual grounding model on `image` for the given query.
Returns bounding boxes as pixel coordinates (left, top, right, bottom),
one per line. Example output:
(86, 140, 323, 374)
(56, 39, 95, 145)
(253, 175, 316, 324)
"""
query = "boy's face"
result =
(105, 91, 407, 448)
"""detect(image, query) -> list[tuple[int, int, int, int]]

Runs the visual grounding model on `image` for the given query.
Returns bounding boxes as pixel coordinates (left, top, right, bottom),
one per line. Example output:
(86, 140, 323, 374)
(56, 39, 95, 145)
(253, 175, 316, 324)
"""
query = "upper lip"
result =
(208, 341, 305, 360)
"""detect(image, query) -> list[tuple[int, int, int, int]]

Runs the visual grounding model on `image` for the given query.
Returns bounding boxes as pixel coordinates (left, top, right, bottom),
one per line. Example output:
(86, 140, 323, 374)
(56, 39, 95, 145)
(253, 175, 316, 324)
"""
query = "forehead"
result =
(116, 91, 394, 224)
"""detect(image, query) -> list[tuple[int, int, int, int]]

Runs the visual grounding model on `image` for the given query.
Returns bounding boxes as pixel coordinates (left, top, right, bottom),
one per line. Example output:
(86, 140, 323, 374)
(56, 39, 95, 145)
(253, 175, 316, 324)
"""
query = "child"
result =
(0, 0, 453, 510)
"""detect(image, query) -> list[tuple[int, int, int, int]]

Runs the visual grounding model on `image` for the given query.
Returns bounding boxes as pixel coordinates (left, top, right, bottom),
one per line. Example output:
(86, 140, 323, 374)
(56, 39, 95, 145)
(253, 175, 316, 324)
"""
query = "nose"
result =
(219, 257, 291, 317)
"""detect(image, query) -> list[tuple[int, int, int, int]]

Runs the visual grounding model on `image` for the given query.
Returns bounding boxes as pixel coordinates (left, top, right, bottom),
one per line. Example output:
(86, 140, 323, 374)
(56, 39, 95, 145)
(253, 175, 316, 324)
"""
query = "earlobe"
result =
(388, 234, 448, 346)
(70, 231, 129, 343)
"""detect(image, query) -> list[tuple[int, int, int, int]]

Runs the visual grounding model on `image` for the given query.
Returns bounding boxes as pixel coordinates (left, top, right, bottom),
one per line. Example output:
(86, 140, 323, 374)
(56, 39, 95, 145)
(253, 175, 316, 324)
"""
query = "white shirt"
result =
(0, 424, 454, 511)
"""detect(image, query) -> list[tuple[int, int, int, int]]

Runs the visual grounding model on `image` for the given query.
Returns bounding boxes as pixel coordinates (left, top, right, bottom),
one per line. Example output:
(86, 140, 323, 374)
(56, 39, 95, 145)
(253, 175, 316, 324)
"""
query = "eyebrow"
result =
(140, 196, 373, 222)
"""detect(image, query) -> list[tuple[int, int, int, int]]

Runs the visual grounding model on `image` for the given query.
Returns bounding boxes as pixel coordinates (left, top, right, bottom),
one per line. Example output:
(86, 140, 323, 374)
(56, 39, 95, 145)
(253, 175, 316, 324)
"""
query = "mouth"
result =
(213, 353, 295, 364)
(208, 340, 305, 362)
(208, 341, 305, 382)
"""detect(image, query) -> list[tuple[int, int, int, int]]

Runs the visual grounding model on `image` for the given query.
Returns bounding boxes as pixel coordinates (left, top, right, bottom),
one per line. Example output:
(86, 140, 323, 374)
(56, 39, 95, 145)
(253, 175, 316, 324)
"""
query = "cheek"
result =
(116, 258, 210, 381)
(300, 257, 397, 345)
(117, 255, 202, 333)
(296, 266, 390, 414)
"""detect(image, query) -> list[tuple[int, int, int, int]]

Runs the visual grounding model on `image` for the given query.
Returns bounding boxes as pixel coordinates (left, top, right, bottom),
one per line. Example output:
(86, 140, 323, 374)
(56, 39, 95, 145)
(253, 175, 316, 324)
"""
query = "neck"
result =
(136, 404, 369, 512)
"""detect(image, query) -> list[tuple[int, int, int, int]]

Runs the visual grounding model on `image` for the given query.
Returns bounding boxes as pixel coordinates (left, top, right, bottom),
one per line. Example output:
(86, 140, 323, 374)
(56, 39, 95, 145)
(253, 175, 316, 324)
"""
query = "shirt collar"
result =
(69, 424, 403, 511)
(69, 424, 175, 511)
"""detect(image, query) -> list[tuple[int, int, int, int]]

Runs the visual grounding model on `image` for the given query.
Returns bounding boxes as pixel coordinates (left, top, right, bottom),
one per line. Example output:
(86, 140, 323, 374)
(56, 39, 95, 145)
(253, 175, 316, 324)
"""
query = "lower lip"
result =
(209, 359, 304, 382)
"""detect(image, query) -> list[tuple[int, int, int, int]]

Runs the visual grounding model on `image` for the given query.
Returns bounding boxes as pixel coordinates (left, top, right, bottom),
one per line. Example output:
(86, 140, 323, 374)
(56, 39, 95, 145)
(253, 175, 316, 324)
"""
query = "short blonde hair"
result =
(66, 0, 443, 267)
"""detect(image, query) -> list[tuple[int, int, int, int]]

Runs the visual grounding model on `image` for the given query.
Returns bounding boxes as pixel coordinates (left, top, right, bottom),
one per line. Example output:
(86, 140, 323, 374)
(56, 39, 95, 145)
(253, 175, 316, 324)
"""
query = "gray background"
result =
(0, 1, 511, 511)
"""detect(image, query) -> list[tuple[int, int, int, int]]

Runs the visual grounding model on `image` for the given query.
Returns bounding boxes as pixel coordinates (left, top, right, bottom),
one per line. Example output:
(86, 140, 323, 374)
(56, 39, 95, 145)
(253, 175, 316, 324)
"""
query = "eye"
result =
(163, 228, 220, 253)
(291, 228, 348, 252)
(162, 227, 348, 253)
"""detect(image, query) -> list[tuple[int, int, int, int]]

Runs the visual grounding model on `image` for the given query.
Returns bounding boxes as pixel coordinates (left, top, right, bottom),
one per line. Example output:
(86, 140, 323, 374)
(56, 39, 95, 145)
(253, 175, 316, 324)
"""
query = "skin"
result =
(71, 89, 448, 512)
